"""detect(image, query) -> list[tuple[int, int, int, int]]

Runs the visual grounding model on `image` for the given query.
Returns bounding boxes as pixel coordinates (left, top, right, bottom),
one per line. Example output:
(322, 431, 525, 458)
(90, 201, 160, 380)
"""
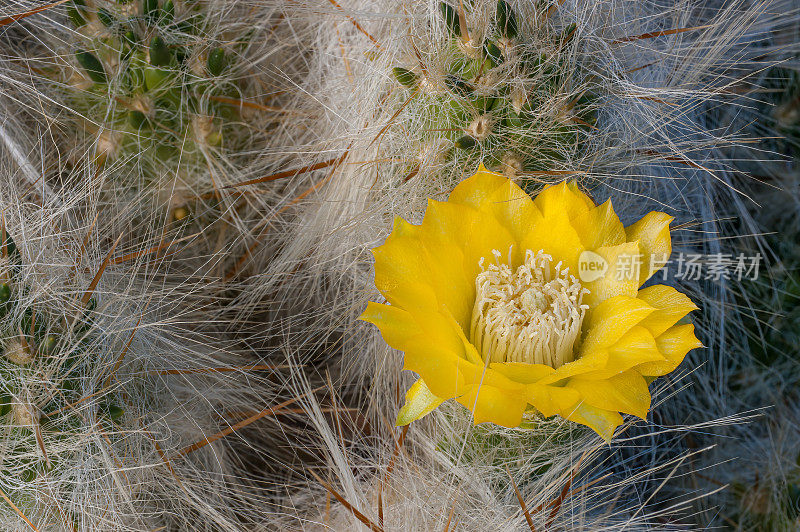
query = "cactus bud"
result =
(149, 35, 171, 66)
(143, 0, 159, 22)
(172, 206, 189, 221)
(21, 467, 37, 483)
(418, 138, 451, 165)
(439, 2, 461, 37)
(106, 404, 125, 421)
(392, 67, 417, 88)
(445, 74, 473, 97)
(161, 0, 175, 24)
(500, 152, 524, 177)
(66, 0, 87, 27)
(0, 284, 9, 304)
(207, 47, 227, 76)
(121, 30, 138, 58)
(75, 50, 107, 83)
(94, 130, 120, 165)
(510, 86, 526, 114)
(143, 67, 169, 91)
(96, 7, 116, 28)
(192, 115, 222, 146)
(5, 339, 34, 366)
(484, 41, 503, 65)
(465, 113, 494, 140)
(12, 402, 35, 426)
(496, 1, 517, 39)
(123, 29, 138, 46)
(128, 110, 148, 129)
(454, 135, 477, 149)
(40, 335, 58, 355)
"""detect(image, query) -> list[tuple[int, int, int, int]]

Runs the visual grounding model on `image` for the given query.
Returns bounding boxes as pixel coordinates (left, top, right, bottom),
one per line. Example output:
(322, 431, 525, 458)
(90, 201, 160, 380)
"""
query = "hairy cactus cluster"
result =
(1, 0, 800, 529)
(390, 1, 596, 182)
(63, 0, 242, 188)
(0, 230, 129, 520)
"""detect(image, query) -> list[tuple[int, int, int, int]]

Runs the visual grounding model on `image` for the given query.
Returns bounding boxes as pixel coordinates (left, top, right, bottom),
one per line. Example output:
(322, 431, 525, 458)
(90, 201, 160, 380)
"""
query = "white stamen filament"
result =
(470, 249, 588, 367)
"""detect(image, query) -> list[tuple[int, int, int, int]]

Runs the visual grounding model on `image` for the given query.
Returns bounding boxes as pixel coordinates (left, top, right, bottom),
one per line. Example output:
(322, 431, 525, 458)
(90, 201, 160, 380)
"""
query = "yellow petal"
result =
(480, 179, 544, 245)
(526, 384, 581, 417)
(447, 167, 546, 249)
(521, 206, 585, 275)
(539, 350, 609, 384)
(568, 371, 651, 419)
(604, 325, 665, 374)
(459, 363, 527, 393)
(396, 378, 444, 425)
(390, 216, 421, 238)
(565, 404, 623, 441)
(568, 182, 597, 211)
(636, 285, 698, 338)
(410, 308, 472, 359)
(361, 303, 479, 397)
(360, 302, 419, 351)
(533, 181, 595, 220)
(421, 199, 516, 282)
(636, 323, 703, 376)
(448, 164, 509, 209)
(490, 362, 555, 384)
(444, 306, 484, 366)
(374, 232, 473, 328)
(457, 383, 528, 427)
(625, 211, 673, 284)
(402, 339, 466, 400)
(372, 238, 439, 312)
(581, 295, 655, 353)
(570, 200, 626, 249)
(582, 241, 642, 307)
(568, 326, 666, 380)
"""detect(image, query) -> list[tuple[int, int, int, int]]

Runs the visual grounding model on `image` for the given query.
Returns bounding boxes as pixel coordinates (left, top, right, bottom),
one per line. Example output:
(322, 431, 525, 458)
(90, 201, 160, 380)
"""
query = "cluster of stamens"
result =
(470, 249, 588, 367)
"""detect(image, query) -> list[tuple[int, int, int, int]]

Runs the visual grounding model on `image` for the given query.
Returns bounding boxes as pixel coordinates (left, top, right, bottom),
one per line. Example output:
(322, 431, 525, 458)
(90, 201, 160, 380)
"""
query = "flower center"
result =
(470, 249, 588, 367)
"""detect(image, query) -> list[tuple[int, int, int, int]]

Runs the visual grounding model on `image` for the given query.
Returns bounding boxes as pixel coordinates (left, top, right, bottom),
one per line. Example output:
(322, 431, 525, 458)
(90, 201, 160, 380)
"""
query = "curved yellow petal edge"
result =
(362, 167, 702, 441)
(396, 378, 443, 426)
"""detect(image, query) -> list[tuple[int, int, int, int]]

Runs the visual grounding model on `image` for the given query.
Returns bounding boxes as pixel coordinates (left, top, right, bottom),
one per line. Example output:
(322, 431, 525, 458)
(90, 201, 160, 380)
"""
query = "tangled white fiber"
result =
(0, 0, 797, 529)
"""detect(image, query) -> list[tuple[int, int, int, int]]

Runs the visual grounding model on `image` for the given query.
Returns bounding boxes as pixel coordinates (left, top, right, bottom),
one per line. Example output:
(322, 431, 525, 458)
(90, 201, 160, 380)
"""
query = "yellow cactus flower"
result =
(361, 167, 702, 440)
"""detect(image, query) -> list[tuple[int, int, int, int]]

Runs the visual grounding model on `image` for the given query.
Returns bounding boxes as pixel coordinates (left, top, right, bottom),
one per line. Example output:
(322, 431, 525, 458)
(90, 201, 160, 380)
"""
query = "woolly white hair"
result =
(0, 0, 799, 529)
(227, 0, 800, 529)
(0, 3, 320, 527)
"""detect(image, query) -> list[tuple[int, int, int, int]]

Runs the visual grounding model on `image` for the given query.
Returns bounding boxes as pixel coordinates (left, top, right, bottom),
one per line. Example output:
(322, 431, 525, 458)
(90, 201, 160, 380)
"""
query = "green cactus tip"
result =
(149, 35, 172, 67)
(143, 0, 159, 22)
(75, 50, 106, 83)
(496, 1, 518, 39)
(162, 0, 175, 24)
(439, 2, 461, 37)
(454, 135, 477, 149)
(392, 67, 417, 88)
(96, 7, 116, 28)
(207, 47, 227, 76)
(66, 0, 87, 27)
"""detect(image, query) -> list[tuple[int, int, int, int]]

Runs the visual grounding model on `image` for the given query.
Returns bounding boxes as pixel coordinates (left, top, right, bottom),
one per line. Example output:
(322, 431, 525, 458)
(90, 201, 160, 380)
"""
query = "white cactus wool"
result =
(0, 0, 796, 530)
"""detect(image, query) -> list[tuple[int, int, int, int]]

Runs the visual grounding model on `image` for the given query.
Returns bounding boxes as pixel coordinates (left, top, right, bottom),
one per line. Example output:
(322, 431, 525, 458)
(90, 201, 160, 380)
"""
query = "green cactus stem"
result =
(59, 0, 251, 184)
(0, 230, 131, 515)
(389, 1, 597, 183)
(207, 47, 227, 76)
(75, 49, 106, 83)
